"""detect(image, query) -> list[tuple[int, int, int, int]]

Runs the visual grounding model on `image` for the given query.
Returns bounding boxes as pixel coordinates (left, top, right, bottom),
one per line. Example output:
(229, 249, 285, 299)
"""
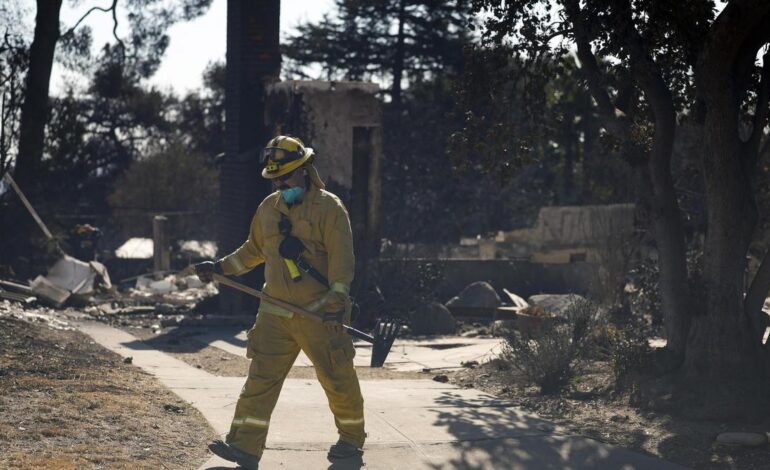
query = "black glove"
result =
(323, 311, 344, 335)
(194, 261, 222, 283)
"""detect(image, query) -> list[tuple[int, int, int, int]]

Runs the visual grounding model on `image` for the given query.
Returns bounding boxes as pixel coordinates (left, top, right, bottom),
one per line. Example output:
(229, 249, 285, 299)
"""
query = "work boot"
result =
(208, 440, 260, 469)
(327, 439, 363, 460)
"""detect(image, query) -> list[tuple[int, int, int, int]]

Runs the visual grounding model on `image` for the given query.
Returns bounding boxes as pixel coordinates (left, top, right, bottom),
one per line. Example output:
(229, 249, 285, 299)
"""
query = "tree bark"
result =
(617, 1, 691, 364)
(218, 0, 281, 315)
(685, 1, 770, 381)
(14, 0, 63, 191)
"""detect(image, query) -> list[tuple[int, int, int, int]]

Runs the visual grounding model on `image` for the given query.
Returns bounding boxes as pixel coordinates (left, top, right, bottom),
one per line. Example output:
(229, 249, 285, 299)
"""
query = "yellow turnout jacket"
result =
(219, 184, 355, 317)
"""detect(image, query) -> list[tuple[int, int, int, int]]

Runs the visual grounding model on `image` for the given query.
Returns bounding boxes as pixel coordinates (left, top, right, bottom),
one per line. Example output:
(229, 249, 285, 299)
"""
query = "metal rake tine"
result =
(385, 321, 397, 339)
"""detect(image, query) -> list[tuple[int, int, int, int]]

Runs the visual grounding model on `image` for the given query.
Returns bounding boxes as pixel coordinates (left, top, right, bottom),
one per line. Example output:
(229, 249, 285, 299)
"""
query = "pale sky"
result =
(23, 0, 335, 95)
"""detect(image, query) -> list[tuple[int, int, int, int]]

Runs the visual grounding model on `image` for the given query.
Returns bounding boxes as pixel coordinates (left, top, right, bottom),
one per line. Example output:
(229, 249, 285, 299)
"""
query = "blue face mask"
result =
(280, 186, 305, 205)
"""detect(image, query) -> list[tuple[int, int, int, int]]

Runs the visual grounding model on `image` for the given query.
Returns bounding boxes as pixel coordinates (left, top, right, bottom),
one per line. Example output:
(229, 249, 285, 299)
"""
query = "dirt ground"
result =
(0, 316, 217, 470)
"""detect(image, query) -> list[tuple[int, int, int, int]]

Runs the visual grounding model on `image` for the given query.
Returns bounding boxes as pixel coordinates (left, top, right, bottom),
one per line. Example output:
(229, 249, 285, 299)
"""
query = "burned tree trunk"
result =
(684, 2, 770, 381)
(218, 0, 281, 314)
(14, 0, 63, 190)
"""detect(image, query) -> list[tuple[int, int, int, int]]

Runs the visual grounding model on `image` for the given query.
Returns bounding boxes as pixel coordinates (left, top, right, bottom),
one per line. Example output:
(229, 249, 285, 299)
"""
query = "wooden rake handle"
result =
(211, 273, 376, 344)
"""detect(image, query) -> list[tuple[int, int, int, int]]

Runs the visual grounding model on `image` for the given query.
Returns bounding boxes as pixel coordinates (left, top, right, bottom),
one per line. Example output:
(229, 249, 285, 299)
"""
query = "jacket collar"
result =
(273, 183, 320, 216)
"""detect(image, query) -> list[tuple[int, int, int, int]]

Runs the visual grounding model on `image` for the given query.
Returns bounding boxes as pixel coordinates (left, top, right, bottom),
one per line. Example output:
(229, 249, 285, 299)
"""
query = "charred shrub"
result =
(609, 328, 652, 384)
(627, 256, 662, 327)
(502, 299, 598, 394)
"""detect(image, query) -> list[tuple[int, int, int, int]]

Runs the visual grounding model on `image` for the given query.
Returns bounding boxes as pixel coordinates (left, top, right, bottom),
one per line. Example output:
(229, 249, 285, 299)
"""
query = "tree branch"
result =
(563, 0, 628, 138)
(110, 0, 125, 53)
(61, 0, 124, 51)
(541, 28, 573, 43)
(614, 0, 676, 139)
(698, 1, 770, 92)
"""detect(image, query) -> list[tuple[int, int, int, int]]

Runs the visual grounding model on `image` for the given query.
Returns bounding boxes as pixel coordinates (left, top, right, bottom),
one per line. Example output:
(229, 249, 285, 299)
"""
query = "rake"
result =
(211, 273, 400, 367)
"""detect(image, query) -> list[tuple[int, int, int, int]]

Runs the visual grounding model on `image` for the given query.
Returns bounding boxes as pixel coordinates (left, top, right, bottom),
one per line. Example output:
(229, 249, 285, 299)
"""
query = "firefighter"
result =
(196, 136, 365, 469)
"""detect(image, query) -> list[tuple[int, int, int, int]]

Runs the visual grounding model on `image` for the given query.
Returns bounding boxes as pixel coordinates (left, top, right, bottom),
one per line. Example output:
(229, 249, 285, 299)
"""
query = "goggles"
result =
(263, 147, 304, 174)
(261, 146, 304, 162)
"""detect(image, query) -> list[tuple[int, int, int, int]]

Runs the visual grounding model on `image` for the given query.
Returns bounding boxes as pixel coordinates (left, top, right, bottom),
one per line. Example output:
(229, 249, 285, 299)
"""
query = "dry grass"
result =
(0, 317, 216, 470)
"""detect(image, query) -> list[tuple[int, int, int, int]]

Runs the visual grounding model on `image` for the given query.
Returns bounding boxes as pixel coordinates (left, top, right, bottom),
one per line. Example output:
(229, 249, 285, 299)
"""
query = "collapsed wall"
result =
(380, 204, 637, 299)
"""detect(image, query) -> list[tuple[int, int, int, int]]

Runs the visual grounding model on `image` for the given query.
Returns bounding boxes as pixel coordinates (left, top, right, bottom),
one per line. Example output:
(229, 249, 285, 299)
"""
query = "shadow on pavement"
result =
(327, 455, 364, 469)
(121, 326, 247, 354)
(426, 391, 684, 469)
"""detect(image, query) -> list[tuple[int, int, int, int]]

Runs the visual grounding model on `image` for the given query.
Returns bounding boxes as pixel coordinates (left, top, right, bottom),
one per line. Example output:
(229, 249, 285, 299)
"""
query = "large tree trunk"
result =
(618, 1, 691, 363)
(14, 0, 63, 190)
(684, 136, 758, 380)
(685, 2, 770, 381)
(645, 125, 691, 364)
(218, 0, 281, 315)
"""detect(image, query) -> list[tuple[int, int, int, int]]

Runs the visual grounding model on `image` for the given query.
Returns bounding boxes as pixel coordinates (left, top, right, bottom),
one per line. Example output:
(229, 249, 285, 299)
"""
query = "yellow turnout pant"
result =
(225, 311, 365, 457)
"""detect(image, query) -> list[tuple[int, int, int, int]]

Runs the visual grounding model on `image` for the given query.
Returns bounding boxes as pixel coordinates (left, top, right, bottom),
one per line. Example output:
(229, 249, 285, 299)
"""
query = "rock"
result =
(491, 320, 516, 336)
(123, 356, 133, 364)
(445, 281, 501, 309)
(433, 374, 449, 383)
(411, 302, 456, 335)
(715, 432, 768, 447)
(163, 403, 185, 414)
(527, 294, 586, 319)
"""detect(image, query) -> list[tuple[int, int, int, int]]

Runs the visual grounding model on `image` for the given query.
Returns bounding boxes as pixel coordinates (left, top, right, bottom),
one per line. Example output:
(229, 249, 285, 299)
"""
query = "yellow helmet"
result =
(261, 135, 315, 179)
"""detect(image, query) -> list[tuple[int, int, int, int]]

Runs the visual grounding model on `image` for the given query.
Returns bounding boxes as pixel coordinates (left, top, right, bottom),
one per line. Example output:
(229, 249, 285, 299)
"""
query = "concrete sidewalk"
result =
(77, 321, 688, 469)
